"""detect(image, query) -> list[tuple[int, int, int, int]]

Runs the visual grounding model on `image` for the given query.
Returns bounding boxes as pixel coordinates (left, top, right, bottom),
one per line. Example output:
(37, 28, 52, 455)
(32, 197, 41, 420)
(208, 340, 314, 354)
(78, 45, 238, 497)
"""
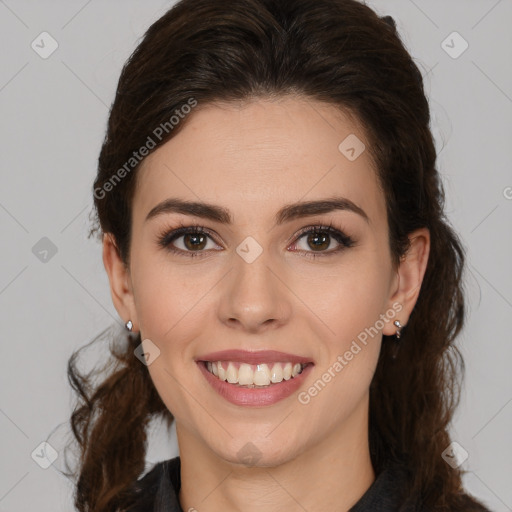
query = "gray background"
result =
(0, 1, 511, 510)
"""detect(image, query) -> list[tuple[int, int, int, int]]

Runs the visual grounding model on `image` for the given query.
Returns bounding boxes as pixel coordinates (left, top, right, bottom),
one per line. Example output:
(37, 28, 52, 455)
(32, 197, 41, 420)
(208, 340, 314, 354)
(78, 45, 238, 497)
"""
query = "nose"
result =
(217, 250, 292, 334)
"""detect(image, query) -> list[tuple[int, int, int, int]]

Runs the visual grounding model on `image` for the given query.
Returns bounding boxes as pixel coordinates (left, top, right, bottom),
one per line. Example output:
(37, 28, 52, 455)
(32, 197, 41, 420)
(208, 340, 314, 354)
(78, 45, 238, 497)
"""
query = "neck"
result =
(177, 401, 375, 512)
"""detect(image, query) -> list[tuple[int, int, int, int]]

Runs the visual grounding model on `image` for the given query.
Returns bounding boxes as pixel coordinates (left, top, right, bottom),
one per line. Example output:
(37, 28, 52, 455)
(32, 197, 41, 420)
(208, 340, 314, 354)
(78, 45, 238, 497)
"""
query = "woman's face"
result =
(106, 96, 427, 467)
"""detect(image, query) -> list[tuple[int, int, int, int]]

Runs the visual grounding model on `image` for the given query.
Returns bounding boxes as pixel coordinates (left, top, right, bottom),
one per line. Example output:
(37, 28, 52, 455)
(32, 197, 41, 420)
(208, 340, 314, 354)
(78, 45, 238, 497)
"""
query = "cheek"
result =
(289, 254, 391, 344)
(131, 255, 215, 422)
(295, 266, 386, 424)
(290, 252, 390, 404)
(131, 247, 216, 342)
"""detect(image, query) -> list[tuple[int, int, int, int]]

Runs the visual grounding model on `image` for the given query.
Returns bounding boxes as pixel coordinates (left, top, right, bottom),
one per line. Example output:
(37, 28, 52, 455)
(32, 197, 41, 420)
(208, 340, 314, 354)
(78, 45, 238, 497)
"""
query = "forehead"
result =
(133, 96, 385, 228)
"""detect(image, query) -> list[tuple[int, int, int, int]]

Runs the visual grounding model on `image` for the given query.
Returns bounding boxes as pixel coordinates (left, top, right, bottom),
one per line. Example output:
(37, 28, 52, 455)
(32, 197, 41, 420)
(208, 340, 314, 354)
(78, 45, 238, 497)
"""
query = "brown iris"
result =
(307, 232, 330, 251)
(184, 233, 208, 250)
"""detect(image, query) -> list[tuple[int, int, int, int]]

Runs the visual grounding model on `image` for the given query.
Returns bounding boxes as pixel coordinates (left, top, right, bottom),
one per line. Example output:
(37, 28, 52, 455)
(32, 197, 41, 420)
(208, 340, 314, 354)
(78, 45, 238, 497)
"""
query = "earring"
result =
(391, 320, 404, 360)
(393, 320, 403, 339)
(125, 320, 133, 332)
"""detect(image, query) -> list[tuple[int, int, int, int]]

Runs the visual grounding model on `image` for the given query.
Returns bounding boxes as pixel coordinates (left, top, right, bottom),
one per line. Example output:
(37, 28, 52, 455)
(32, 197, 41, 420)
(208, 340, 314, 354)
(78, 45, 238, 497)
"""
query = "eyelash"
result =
(156, 221, 356, 260)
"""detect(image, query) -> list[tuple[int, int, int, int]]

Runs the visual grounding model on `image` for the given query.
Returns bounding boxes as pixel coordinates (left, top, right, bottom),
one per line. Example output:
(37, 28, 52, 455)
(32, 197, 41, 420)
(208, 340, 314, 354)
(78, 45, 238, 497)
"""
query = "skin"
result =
(103, 95, 430, 512)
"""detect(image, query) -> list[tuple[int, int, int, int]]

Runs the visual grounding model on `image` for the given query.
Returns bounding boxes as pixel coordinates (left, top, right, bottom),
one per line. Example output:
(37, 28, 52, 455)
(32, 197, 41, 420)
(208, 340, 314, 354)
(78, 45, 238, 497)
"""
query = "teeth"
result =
(253, 364, 271, 386)
(238, 363, 254, 385)
(207, 361, 306, 387)
(226, 362, 238, 384)
(270, 363, 283, 383)
(217, 362, 226, 381)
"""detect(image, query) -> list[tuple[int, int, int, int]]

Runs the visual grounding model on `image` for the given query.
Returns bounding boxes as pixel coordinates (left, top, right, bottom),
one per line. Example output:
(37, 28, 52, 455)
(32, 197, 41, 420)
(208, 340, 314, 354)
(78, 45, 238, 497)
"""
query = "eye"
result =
(157, 224, 221, 258)
(156, 221, 356, 259)
(289, 223, 355, 259)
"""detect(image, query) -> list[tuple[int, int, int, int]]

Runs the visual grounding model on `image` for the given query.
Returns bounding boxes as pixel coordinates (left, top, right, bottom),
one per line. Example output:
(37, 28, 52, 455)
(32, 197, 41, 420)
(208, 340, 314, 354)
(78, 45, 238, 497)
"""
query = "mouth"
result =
(195, 349, 314, 406)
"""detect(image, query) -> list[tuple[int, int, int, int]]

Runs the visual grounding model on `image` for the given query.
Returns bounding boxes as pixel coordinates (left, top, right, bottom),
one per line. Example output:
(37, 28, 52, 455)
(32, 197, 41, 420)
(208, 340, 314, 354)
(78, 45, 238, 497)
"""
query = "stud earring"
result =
(393, 320, 403, 339)
(125, 320, 133, 332)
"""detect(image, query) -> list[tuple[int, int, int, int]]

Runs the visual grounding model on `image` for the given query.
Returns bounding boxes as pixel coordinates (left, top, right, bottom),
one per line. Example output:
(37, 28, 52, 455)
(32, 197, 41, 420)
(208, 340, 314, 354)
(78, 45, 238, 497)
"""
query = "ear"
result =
(102, 233, 139, 332)
(382, 227, 430, 336)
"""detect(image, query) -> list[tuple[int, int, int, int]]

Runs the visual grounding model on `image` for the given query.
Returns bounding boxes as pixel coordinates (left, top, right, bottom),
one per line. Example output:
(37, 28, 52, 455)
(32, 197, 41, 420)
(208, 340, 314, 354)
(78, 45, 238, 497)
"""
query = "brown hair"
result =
(65, 0, 488, 510)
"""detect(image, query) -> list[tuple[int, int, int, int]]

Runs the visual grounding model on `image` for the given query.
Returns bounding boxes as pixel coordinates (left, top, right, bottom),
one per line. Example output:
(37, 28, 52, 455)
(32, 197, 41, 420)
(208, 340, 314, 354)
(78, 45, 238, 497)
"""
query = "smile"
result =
(204, 361, 306, 387)
(196, 349, 314, 406)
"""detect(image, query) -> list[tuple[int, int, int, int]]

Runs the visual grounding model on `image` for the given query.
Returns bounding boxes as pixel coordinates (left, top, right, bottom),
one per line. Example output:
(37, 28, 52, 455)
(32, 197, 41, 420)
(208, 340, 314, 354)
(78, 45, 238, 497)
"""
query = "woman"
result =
(66, 0, 492, 510)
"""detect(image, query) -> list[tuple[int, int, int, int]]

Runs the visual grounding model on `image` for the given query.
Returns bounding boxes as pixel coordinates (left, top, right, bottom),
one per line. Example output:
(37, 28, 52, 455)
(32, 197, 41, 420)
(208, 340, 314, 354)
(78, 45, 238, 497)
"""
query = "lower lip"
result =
(197, 361, 313, 407)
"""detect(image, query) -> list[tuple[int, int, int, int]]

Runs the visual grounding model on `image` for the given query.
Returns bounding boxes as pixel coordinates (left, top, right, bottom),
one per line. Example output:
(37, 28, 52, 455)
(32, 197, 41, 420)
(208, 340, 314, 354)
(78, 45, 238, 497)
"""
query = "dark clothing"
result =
(126, 456, 492, 511)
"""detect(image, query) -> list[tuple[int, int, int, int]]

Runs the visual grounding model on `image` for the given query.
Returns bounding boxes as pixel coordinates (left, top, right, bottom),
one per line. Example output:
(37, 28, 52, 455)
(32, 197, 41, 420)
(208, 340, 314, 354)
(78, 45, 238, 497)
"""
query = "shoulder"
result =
(453, 492, 493, 512)
(125, 456, 181, 512)
(405, 485, 493, 511)
(355, 462, 493, 512)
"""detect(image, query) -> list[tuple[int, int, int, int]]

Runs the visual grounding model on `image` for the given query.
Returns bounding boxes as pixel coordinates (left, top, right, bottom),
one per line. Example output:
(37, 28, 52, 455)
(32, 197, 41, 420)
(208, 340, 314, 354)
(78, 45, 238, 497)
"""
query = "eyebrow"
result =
(145, 196, 369, 225)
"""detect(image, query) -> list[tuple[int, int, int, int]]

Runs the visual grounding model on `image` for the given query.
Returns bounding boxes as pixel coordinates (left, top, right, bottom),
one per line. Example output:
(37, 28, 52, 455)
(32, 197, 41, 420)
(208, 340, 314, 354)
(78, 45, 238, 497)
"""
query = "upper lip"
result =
(196, 349, 313, 365)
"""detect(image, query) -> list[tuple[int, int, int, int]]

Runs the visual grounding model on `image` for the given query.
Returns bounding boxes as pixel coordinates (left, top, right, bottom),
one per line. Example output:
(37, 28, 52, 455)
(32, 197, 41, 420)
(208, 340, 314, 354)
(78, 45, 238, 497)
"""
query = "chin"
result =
(210, 435, 302, 469)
